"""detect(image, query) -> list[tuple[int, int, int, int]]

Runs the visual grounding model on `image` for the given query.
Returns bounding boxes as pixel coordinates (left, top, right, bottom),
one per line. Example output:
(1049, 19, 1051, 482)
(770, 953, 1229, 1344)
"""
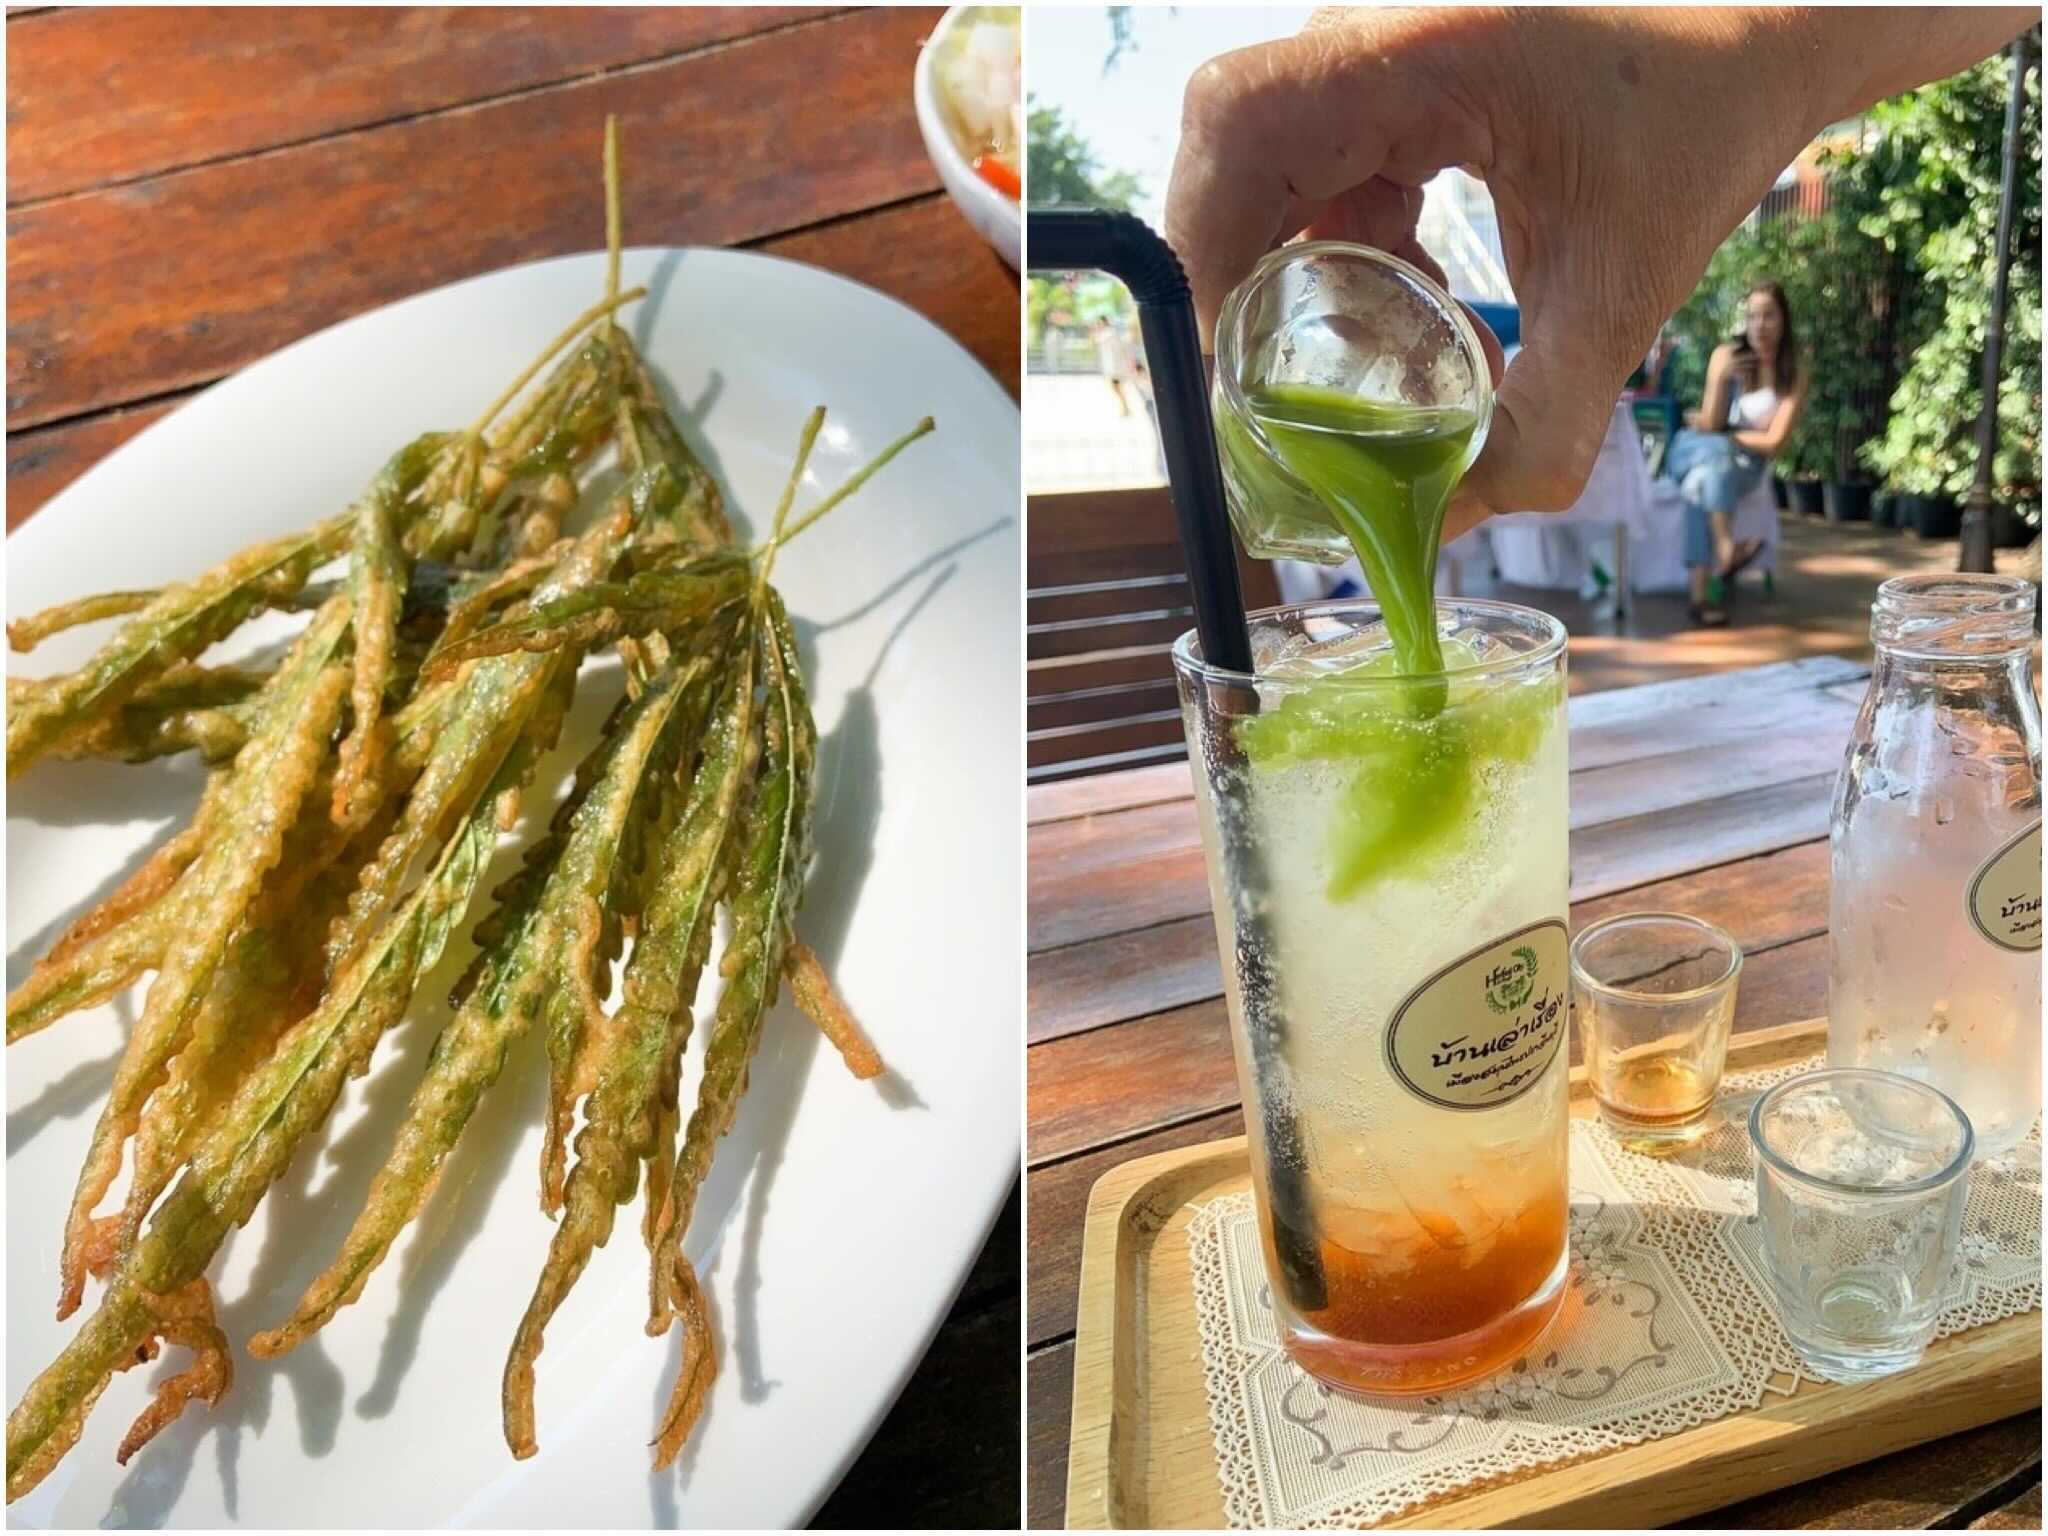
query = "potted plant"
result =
(1878, 452, 1956, 538)
(1783, 425, 1832, 517)
(1993, 494, 2041, 549)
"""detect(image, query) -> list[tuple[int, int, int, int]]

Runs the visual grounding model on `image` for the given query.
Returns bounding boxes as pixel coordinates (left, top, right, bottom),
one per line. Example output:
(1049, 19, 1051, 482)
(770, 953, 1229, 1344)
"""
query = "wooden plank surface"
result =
(7, 395, 184, 530)
(6, 7, 823, 204)
(1029, 834, 1834, 1047)
(8, 6, 944, 428)
(6, 190, 1017, 528)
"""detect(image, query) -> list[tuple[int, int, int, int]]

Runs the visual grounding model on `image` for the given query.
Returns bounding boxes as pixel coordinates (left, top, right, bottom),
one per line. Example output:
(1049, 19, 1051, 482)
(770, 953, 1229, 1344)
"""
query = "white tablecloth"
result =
(1482, 400, 1658, 592)
(1272, 398, 1779, 605)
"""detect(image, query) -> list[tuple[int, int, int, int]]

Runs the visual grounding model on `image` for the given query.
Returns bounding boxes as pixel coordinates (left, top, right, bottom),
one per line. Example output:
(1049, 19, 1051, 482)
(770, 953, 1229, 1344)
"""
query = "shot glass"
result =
(1570, 912, 1742, 1147)
(1749, 1068, 1973, 1382)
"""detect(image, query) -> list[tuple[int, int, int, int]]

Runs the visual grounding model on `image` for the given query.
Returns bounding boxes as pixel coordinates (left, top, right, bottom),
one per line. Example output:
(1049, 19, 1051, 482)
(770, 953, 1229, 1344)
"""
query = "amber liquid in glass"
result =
(1256, 1179, 1570, 1393)
(1597, 1053, 1716, 1135)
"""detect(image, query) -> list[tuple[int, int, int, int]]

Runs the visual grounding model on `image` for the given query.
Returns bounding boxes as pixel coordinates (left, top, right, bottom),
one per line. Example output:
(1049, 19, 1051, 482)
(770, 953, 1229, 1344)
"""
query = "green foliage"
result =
(1025, 99, 1145, 349)
(1026, 100, 1143, 210)
(1859, 53, 2041, 510)
(1664, 47, 2040, 510)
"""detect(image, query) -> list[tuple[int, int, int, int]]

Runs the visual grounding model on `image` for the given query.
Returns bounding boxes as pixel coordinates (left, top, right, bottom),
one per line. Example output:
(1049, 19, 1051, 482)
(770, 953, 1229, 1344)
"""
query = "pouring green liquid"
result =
(1231, 385, 1556, 900)
(1244, 385, 1476, 674)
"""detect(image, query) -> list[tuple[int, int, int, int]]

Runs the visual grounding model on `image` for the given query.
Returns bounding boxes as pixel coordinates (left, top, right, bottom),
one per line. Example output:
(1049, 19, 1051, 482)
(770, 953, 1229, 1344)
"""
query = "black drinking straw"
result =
(1030, 208, 1327, 1310)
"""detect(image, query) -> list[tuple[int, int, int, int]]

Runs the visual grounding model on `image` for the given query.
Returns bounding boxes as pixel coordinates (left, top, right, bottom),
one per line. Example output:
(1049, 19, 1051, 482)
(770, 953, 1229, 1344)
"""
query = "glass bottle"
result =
(1827, 573, 2042, 1157)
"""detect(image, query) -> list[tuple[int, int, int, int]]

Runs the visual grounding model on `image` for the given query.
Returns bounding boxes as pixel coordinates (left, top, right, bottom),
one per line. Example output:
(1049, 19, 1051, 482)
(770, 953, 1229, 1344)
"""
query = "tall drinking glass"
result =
(1174, 597, 1570, 1395)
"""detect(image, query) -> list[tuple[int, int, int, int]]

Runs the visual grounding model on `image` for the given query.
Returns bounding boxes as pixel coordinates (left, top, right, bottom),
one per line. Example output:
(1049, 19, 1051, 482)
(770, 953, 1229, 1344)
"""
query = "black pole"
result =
(1028, 208, 1254, 672)
(1960, 31, 2033, 572)
(1028, 208, 1328, 1310)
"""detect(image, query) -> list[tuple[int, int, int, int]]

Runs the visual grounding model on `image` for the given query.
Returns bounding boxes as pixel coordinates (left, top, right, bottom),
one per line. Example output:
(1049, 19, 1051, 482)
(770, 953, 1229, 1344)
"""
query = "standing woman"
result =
(1667, 281, 1808, 625)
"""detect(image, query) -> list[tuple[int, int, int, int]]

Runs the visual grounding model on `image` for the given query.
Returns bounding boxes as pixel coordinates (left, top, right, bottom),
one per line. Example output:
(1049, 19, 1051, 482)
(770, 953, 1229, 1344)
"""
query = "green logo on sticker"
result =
(1485, 945, 1539, 1014)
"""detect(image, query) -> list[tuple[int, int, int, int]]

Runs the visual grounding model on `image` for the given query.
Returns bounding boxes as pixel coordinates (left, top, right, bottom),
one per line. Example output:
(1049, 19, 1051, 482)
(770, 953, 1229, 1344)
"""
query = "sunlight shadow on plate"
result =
(6, 758, 210, 993)
(806, 518, 1011, 636)
(7, 1040, 125, 1158)
(636, 248, 737, 541)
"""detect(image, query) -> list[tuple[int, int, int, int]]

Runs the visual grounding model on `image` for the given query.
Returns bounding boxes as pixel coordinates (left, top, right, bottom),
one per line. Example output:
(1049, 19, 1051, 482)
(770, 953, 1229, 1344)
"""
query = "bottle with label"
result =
(1828, 573, 2042, 1157)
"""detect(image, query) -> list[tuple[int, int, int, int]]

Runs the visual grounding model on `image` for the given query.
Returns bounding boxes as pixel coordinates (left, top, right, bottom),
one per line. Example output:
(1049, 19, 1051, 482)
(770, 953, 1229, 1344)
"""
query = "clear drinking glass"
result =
(1571, 913, 1742, 1148)
(1173, 597, 1570, 1395)
(1827, 573, 2042, 1158)
(1749, 1068, 1973, 1381)
(1211, 241, 1493, 565)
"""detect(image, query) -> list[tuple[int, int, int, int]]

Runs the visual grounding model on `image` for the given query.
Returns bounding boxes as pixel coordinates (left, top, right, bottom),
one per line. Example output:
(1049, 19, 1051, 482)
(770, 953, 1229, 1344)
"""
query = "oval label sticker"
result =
(1968, 822, 2043, 953)
(1384, 919, 1569, 1112)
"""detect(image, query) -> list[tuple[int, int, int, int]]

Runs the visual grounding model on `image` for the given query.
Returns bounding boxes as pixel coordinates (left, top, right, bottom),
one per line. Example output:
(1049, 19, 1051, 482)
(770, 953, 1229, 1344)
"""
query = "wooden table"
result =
(1026, 654, 2042, 1529)
(5, 9, 1019, 1528)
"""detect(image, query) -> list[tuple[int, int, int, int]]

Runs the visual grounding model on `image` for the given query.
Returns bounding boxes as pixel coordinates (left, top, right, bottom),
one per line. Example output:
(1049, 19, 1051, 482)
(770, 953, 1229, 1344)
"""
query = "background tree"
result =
(1859, 52, 2041, 523)
(1026, 102, 1146, 353)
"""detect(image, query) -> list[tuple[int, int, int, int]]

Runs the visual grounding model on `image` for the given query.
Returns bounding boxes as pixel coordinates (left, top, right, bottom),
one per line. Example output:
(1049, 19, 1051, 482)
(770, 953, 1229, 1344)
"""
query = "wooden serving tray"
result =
(1064, 1019, 2043, 1529)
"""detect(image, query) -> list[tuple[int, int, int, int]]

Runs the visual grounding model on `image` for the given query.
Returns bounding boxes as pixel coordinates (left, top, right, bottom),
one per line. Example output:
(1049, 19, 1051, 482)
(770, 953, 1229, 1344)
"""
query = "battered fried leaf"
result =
(422, 543, 570, 677)
(421, 552, 749, 679)
(8, 591, 160, 653)
(114, 803, 374, 1255)
(5, 789, 225, 1045)
(325, 510, 630, 985)
(5, 428, 455, 778)
(251, 653, 711, 1359)
(333, 445, 417, 828)
(7, 919, 166, 1048)
(5, 522, 343, 775)
(4, 747, 519, 1500)
(533, 647, 726, 1213)
(502, 643, 755, 1455)
(616, 340, 728, 554)
(57, 602, 353, 1318)
(651, 595, 816, 1466)
(651, 1260, 717, 1471)
(787, 941, 883, 1080)
(631, 647, 759, 1331)
(34, 662, 273, 765)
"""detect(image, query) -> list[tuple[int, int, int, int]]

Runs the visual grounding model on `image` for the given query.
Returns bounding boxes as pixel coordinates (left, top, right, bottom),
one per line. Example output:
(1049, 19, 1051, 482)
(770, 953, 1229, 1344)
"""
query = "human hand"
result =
(1165, 5, 2034, 539)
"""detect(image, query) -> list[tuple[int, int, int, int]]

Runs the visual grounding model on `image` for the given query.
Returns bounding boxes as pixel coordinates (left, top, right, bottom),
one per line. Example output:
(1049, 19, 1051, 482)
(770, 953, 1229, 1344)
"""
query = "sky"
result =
(1026, 6, 1314, 234)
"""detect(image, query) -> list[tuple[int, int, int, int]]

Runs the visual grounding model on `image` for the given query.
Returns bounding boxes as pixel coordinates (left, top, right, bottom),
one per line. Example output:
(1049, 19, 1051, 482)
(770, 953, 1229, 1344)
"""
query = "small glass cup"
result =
(1749, 1069, 1973, 1382)
(1211, 241, 1494, 565)
(1570, 912, 1742, 1148)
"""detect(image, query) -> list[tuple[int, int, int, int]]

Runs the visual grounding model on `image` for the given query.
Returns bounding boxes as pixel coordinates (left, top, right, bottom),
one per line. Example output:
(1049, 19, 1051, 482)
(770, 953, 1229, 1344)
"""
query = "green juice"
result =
(1245, 386, 1475, 674)
(1231, 385, 1557, 901)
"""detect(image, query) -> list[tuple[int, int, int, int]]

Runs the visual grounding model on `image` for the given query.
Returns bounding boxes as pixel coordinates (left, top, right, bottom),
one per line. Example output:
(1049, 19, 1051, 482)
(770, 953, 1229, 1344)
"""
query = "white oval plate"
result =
(6, 249, 1021, 1529)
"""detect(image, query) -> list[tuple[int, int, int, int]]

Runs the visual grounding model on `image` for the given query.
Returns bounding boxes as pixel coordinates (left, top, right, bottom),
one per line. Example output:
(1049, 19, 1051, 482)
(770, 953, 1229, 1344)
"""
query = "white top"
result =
(1729, 381, 1781, 431)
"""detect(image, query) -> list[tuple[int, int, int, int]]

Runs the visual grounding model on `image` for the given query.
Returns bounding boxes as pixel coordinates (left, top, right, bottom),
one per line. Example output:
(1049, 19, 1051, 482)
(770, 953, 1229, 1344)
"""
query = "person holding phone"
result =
(1668, 280, 1808, 624)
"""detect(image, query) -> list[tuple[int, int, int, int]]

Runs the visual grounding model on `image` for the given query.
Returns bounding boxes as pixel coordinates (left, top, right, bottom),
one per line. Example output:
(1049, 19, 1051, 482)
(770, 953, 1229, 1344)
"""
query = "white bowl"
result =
(913, 4, 1021, 269)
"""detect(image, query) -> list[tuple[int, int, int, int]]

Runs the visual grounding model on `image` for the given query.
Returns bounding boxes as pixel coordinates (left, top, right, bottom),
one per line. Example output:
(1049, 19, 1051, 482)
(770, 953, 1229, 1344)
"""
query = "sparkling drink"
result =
(1175, 599, 1571, 1394)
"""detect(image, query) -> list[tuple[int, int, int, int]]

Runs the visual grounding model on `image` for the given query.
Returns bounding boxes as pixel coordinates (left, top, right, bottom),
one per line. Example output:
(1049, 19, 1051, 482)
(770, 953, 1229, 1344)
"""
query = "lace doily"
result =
(1188, 1055, 2041, 1529)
